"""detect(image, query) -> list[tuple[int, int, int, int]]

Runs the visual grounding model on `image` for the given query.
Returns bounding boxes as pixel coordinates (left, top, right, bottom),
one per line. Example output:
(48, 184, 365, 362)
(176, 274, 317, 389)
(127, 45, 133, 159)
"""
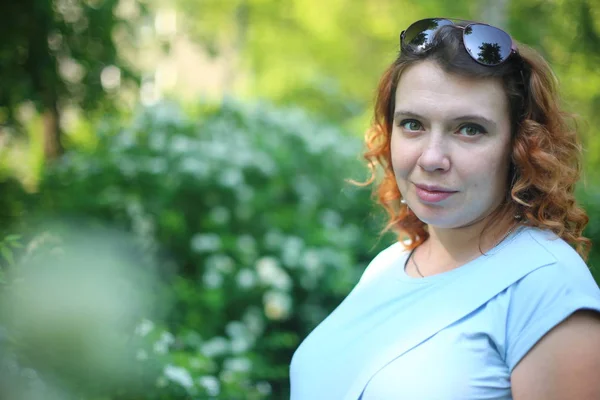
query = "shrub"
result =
(24, 99, 387, 398)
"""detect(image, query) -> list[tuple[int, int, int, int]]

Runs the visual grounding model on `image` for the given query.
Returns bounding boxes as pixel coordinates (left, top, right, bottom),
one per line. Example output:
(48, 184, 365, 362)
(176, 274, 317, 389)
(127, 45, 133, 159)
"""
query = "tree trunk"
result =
(42, 99, 63, 161)
(25, 0, 63, 161)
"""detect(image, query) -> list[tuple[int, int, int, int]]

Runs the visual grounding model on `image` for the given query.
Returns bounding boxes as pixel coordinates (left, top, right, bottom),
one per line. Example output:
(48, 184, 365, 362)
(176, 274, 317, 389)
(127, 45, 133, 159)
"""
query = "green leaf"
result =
(0, 246, 14, 265)
(5, 234, 21, 242)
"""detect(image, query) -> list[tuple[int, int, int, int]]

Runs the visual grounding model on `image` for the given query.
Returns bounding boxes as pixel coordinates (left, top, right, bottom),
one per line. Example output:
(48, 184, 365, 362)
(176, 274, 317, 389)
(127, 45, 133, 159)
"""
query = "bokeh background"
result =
(1, 0, 599, 399)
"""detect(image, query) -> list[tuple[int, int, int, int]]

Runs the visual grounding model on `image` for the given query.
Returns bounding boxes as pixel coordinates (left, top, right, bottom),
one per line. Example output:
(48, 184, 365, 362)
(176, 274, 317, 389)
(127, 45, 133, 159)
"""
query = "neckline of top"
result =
(397, 226, 528, 284)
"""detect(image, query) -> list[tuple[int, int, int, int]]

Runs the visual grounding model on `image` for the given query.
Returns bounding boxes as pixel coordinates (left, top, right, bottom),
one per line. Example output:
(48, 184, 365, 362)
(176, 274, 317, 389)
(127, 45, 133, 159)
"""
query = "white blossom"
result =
(281, 236, 304, 268)
(223, 356, 252, 373)
(256, 381, 272, 396)
(320, 209, 342, 229)
(206, 254, 234, 274)
(170, 135, 192, 154)
(153, 331, 175, 354)
(190, 233, 222, 253)
(134, 319, 155, 337)
(203, 269, 223, 288)
(236, 268, 256, 289)
(198, 375, 220, 396)
(201, 336, 229, 358)
(256, 256, 291, 291)
(263, 290, 292, 320)
(218, 168, 244, 188)
(180, 157, 209, 176)
(242, 306, 265, 337)
(164, 364, 194, 390)
(231, 336, 251, 353)
(225, 320, 248, 339)
(263, 230, 284, 250)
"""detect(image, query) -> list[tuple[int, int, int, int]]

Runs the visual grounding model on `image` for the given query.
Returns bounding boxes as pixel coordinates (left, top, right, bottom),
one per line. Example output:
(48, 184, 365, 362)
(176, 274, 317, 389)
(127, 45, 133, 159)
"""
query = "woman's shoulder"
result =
(358, 241, 409, 285)
(523, 227, 584, 261)
(518, 227, 593, 282)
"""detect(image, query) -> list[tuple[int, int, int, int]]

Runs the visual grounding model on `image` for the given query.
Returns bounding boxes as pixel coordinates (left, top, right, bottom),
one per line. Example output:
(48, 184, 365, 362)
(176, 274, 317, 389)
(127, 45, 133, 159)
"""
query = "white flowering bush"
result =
(20, 99, 388, 398)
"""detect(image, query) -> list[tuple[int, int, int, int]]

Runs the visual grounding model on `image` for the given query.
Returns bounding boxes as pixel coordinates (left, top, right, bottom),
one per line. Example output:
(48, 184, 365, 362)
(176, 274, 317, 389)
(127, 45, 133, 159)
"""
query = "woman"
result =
(290, 18, 600, 399)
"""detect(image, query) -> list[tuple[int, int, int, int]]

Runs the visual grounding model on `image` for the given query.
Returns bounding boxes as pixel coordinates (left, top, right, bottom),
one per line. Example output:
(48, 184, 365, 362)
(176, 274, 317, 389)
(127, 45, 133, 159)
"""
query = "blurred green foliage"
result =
(176, 0, 600, 162)
(1, 0, 145, 158)
(0, 101, 388, 398)
(581, 188, 600, 278)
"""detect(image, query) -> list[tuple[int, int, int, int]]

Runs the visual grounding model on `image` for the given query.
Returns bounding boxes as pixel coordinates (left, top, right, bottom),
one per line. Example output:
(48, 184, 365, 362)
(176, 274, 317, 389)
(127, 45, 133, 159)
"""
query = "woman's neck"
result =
(422, 218, 516, 271)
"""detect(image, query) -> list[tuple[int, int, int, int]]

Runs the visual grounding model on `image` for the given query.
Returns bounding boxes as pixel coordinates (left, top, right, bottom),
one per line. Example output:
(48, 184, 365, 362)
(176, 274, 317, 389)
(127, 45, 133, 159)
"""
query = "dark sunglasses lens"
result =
(403, 18, 453, 50)
(463, 24, 512, 65)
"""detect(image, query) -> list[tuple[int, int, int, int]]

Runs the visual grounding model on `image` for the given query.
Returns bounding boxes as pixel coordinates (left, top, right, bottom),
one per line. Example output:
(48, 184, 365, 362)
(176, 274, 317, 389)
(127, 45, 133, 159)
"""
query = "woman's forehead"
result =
(394, 61, 508, 120)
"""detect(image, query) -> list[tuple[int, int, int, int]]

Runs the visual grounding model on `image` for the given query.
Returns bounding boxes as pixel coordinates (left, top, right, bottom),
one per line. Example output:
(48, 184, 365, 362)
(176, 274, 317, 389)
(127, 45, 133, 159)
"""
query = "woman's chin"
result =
(411, 208, 478, 230)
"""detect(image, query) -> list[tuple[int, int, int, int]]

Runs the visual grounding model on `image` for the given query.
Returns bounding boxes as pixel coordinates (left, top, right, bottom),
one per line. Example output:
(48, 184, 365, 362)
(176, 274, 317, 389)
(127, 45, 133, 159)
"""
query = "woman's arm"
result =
(511, 310, 600, 400)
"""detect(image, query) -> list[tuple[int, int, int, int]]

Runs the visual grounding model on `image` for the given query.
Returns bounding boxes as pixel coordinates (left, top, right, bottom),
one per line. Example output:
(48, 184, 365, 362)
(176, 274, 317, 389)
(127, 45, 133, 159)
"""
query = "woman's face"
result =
(390, 60, 512, 229)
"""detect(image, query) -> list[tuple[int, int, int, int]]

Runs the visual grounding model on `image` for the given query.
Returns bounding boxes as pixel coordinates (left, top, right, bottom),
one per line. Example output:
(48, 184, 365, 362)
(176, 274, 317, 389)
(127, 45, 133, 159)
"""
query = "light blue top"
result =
(289, 227, 600, 400)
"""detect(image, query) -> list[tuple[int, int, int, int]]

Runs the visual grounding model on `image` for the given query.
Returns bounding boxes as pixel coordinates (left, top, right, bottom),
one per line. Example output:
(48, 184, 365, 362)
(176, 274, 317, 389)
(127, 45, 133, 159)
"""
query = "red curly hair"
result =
(359, 24, 590, 259)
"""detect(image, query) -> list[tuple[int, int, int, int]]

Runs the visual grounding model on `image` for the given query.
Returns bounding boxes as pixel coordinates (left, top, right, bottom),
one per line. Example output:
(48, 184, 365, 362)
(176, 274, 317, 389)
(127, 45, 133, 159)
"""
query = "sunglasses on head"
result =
(400, 18, 520, 66)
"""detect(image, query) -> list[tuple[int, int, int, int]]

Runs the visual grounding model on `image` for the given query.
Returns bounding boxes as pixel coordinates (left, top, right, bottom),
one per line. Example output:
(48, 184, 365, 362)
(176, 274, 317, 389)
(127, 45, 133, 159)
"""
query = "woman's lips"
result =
(414, 184, 458, 203)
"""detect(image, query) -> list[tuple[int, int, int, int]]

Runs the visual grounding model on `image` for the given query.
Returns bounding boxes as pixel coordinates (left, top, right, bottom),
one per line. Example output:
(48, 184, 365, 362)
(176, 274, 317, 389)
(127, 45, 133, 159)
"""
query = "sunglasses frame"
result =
(400, 18, 520, 67)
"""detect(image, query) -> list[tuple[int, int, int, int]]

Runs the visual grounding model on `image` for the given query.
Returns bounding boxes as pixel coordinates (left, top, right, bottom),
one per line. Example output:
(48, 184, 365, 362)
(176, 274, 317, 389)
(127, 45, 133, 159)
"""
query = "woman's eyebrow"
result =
(451, 115, 497, 129)
(393, 110, 497, 129)
(393, 110, 424, 121)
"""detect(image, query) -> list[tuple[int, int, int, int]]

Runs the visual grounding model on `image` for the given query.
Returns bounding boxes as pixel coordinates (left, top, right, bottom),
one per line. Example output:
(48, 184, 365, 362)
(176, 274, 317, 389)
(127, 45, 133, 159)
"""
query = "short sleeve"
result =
(505, 254, 600, 372)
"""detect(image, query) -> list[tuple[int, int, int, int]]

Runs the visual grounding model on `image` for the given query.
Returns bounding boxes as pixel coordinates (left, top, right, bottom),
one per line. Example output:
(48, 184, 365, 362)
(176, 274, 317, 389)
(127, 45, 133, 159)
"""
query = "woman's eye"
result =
(400, 120, 423, 131)
(458, 124, 486, 136)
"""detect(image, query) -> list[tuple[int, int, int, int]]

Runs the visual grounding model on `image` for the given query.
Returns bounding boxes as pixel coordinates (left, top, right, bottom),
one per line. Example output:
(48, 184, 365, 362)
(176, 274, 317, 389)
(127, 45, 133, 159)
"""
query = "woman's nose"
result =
(417, 135, 451, 172)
